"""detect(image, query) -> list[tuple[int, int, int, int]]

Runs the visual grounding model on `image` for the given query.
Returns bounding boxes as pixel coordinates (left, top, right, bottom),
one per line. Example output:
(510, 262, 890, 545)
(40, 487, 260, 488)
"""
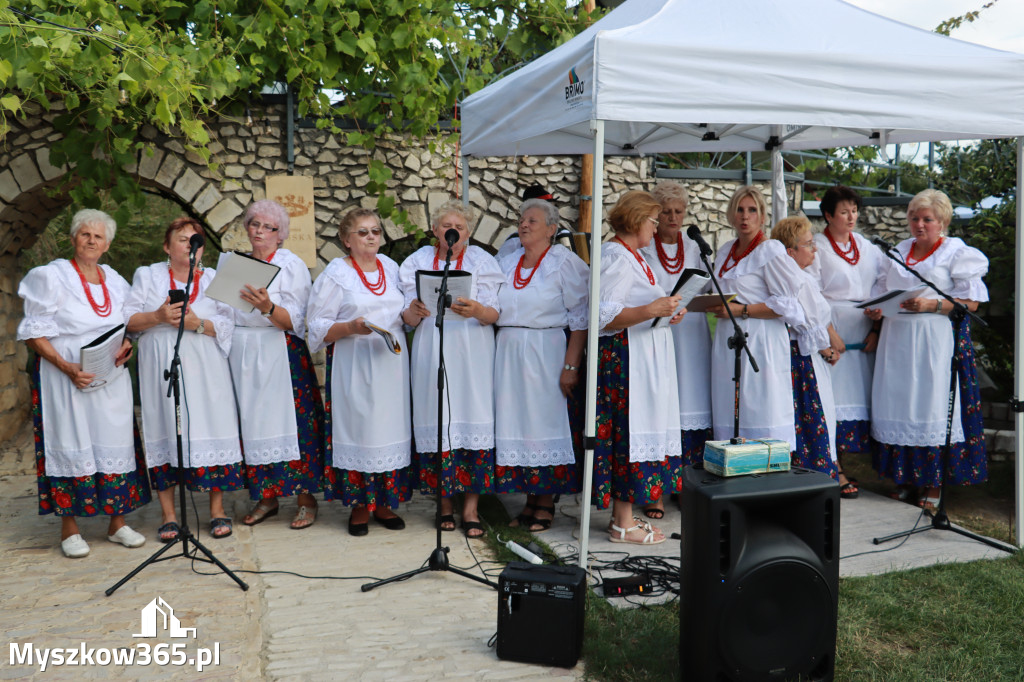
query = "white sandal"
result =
(608, 519, 666, 545)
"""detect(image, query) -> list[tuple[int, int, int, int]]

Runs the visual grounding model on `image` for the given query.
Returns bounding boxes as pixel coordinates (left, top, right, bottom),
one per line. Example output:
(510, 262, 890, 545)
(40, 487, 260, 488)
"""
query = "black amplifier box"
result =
(496, 561, 587, 668)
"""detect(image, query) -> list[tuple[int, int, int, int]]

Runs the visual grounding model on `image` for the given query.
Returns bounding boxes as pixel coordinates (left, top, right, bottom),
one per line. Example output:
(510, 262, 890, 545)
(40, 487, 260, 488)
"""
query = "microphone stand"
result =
(363, 239, 497, 591)
(696, 244, 759, 443)
(107, 247, 250, 595)
(870, 244, 1012, 554)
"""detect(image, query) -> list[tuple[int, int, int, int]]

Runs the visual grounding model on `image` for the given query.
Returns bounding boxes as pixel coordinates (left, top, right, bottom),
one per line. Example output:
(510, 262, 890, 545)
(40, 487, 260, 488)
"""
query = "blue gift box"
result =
(702, 439, 791, 477)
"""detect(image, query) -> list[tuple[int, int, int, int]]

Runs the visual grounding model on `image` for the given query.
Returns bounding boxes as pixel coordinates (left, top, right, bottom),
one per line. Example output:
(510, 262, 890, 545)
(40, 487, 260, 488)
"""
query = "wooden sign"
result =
(266, 175, 317, 268)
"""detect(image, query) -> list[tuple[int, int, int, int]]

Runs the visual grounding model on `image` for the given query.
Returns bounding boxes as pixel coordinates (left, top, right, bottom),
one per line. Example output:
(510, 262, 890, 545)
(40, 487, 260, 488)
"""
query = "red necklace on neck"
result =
(351, 257, 386, 295)
(70, 258, 112, 317)
(433, 246, 466, 271)
(169, 264, 200, 305)
(824, 227, 859, 265)
(906, 237, 943, 266)
(655, 232, 684, 274)
(613, 237, 656, 286)
(718, 232, 764, 277)
(256, 250, 276, 264)
(513, 246, 551, 289)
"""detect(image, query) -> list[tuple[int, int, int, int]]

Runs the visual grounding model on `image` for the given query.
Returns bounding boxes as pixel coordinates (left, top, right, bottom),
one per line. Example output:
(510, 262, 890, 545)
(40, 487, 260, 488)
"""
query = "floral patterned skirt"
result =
(836, 420, 872, 456)
(681, 428, 712, 467)
(321, 345, 412, 509)
(495, 463, 580, 495)
(245, 335, 325, 500)
(149, 462, 246, 493)
(31, 356, 152, 517)
(791, 342, 839, 480)
(873, 317, 987, 487)
(592, 331, 676, 509)
(413, 447, 495, 498)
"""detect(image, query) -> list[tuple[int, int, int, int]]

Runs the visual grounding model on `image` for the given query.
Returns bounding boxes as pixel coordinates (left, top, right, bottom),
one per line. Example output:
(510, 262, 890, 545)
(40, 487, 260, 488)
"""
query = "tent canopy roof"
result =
(461, 0, 1024, 157)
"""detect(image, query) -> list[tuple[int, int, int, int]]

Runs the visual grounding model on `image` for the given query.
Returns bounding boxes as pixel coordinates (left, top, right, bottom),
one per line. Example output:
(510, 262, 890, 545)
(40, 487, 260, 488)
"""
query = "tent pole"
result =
(1015, 136, 1023, 548)
(770, 136, 787, 222)
(579, 119, 605, 570)
(460, 152, 470, 205)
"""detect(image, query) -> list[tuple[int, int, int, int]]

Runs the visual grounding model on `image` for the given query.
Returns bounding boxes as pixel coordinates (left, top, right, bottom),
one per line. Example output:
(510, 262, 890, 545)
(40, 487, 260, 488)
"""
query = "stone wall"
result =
(0, 101, 911, 441)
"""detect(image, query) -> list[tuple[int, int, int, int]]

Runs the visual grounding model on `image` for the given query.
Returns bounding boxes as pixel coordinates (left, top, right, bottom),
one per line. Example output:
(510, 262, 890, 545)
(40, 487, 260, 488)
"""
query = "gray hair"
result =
(244, 199, 291, 242)
(70, 209, 116, 243)
(651, 181, 689, 211)
(430, 199, 476, 230)
(519, 199, 559, 227)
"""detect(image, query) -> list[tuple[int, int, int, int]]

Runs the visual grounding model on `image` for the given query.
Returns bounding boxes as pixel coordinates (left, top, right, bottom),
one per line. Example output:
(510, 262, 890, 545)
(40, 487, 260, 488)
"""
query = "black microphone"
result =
(189, 232, 206, 256)
(444, 228, 460, 248)
(686, 225, 714, 257)
(869, 235, 893, 252)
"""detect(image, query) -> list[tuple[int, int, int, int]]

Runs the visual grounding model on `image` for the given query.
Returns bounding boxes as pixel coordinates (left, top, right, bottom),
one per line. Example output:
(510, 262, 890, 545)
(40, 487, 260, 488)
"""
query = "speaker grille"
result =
(718, 561, 834, 679)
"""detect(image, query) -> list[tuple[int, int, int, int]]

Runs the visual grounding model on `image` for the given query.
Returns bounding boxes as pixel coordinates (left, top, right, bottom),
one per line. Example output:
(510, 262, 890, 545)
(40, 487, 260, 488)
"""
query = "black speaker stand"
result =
(362, 244, 497, 592)
(106, 250, 249, 596)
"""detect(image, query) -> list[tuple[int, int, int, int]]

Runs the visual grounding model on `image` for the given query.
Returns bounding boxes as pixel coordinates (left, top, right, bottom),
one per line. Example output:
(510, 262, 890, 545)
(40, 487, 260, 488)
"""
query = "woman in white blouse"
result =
(810, 185, 886, 497)
(639, 181, 712, 519)
(17, 209, 149, 558)
(596, 190, 684, 546)
(400, 200, 503, 539)
(307, 209, 411, 536)
(706, 186, 811, 451)
(126, 217, 245, 541)
(868, 189, 989, 511)
(227, 200, 325, 530)
(494, 199, 588, 533)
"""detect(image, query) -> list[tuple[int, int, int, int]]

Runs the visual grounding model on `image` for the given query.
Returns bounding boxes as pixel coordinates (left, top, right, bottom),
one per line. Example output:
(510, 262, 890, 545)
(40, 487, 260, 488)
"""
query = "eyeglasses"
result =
(247, 220, 279, 233)
(355, 228, 383, 238)
(796, 239, 816, 250)
(647, 217, 660, 226)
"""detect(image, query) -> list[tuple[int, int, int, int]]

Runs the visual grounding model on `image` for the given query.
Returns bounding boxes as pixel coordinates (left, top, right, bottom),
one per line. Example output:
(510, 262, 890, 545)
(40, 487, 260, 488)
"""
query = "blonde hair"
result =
(771, 215, 812, 249)
(608, 190, 661, 236)
(726, 185, 767, 229)
(907, 189, 953, 229)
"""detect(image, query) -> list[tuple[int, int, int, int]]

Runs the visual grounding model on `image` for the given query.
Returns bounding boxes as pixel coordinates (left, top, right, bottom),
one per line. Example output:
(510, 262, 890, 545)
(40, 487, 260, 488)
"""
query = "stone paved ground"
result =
(0, 423, 583, 680)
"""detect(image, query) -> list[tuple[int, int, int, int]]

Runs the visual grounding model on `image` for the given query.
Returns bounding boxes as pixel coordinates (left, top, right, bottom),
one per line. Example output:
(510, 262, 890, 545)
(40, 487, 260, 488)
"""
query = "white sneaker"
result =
(107, 525, 146, 548)
(61, 534, 90, 558)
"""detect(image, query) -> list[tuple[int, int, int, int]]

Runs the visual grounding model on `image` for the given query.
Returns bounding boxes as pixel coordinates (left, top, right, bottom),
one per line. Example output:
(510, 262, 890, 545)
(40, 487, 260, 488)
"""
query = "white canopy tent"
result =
(461, 0, 1024, 560)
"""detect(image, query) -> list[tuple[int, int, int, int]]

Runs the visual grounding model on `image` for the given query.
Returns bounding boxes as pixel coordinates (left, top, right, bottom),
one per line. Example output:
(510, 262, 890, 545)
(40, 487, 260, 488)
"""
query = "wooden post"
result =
(576, 0, 598, 262)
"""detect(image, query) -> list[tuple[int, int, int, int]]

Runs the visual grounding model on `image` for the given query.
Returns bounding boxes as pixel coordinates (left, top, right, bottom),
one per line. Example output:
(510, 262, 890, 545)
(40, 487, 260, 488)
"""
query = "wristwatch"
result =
(262, 303, 276, 318)
(195, 319, 205, 335)
(563, 364, 578, 372)
(741, 304, 749, 320)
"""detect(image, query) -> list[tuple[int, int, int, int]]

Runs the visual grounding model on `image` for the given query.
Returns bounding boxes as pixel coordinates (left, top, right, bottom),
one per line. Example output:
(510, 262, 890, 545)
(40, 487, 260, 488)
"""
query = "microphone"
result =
(189, 232, 206, 256)
(686, 225, 714, 257)
(869, 235, 893, 252)
(444, 228, 460, 248)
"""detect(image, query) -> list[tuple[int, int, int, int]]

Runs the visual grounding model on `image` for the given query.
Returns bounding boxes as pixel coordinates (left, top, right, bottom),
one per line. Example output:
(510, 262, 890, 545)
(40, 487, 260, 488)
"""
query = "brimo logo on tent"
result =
(565, 67, 586, 105)
(8, 596, 220, 673)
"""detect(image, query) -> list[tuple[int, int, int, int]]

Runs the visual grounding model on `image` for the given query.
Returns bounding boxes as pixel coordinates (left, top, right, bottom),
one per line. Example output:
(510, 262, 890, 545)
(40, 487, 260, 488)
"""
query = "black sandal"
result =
(437, 514, 456, 532)
(528, 505, 555, 532)
(461, 519, 486, 539)
(509, 509, 535, 529)
(839, 480, 860, 499)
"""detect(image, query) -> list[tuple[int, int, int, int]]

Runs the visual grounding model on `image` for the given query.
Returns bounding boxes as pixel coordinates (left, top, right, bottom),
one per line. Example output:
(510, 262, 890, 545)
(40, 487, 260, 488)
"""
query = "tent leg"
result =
(579, 120, 605, 570)
(771, 143, 787, 221)
(1015, 136, 1023, 548)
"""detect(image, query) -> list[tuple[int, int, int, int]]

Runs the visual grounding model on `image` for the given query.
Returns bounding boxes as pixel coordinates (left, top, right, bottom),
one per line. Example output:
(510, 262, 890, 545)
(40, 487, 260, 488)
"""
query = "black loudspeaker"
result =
(680, 465, 840, 681)
(497, 562, 586, 667)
